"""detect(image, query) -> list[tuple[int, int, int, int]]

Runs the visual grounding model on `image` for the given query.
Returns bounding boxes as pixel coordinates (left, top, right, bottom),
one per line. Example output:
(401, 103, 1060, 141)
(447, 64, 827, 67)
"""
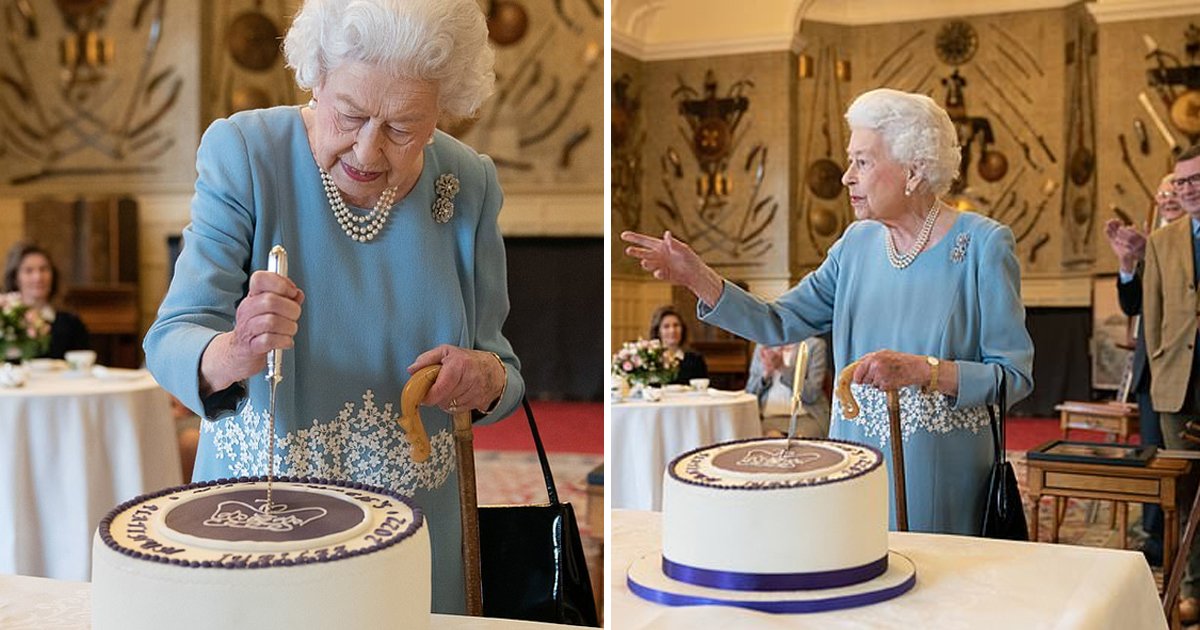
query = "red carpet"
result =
(473, 400, 603, 455)
(1007, 416, 1135, 452)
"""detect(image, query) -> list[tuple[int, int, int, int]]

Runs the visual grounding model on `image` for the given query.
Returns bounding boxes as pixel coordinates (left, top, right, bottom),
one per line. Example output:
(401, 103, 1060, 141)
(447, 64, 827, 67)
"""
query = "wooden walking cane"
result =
(836, 361, 909, 531)
(400, 365, 483, 617)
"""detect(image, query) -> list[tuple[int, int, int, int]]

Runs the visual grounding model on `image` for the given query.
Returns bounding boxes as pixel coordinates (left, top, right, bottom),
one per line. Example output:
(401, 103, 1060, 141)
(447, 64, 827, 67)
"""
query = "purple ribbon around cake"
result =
(661, 555, 888, 591)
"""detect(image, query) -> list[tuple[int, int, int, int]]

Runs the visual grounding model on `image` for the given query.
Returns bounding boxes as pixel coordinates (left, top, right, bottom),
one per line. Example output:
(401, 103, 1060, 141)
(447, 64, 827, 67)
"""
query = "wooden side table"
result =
(1025, 455, 1191, 587)
(1055, 401, 1140, 442)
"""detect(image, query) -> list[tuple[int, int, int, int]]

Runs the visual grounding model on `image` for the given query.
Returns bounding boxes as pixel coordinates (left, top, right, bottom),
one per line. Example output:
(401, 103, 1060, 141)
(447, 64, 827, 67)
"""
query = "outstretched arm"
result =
(621, 230, 726, 307)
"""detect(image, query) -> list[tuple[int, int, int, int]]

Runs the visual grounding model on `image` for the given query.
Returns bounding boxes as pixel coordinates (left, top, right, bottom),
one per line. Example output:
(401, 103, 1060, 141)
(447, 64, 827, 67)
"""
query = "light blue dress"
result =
(700, 212, 1033, 534)
(143, 106, 525, 613)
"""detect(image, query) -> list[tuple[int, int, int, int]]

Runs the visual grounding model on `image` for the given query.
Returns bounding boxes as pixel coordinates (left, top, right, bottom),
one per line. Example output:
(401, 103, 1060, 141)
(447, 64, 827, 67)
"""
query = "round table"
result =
(0, 367, 181, 581)
(611, 389, 760, 510)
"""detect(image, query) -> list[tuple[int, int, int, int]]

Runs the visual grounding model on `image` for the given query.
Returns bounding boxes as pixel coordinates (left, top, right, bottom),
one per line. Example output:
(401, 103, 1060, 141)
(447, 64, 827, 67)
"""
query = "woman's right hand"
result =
(621, 230, 725, 307)
(199, 270, 305, 396)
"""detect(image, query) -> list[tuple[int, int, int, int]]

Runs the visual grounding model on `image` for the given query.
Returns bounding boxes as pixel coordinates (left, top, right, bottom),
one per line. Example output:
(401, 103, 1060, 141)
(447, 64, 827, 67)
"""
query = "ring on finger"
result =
(449, 398, 459, 414)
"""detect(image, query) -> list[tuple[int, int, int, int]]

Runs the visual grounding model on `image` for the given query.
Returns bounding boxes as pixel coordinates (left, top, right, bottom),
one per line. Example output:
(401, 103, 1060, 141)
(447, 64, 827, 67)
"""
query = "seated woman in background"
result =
(746, 338, 832, 438)
(3, 242, 89, 359)
(649, 305, 708, 384)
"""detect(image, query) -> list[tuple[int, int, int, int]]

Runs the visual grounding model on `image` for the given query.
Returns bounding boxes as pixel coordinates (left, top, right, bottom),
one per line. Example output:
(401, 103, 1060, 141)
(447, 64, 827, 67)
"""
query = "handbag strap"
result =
(986, 370, 1008, 463)
(520, 396, 561, 505)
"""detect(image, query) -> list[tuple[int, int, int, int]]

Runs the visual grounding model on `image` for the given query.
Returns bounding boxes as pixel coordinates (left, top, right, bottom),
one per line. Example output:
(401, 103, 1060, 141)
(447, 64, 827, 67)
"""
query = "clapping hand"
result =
(1102, 219, 1146, 274)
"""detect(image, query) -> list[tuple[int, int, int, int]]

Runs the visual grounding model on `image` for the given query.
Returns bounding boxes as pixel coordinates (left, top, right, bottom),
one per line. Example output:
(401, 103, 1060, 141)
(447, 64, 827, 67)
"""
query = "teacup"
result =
(642, 386, 663, 402)
(65, 349, 97, 372)
(689, 378, 710, 392)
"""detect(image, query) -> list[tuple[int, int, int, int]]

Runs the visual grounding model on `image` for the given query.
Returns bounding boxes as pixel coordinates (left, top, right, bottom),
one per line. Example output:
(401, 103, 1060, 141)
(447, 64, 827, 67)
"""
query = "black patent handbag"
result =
(980, 372, 1030, 540)
(477, 397, 600, 626)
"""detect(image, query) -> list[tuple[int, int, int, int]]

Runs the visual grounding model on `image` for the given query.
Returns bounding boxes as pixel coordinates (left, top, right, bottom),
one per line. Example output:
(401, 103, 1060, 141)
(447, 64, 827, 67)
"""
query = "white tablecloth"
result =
(0, 574, 581, 629)
(0, 369, 181, 581)
(611, 390, 760, 510)
(612, 510, 1166, 629)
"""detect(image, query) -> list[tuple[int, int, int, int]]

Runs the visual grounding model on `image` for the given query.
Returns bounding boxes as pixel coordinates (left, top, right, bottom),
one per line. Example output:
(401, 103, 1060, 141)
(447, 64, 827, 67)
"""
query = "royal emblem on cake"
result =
(628, 437, 917, 613)
(202, 498, 327, 532)
(91, 477, 432, 630)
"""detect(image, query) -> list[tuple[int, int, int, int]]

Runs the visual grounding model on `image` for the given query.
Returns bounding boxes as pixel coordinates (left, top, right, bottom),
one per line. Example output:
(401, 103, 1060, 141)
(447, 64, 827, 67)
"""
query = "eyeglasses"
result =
(1174, 173, 1200, 189)
(1157, 189, 1178, 200)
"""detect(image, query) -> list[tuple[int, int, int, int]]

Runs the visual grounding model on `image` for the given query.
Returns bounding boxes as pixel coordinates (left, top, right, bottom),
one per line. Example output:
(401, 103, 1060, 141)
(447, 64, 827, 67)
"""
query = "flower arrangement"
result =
(0, 292, 51, 362)
(611, 338, 682, 387)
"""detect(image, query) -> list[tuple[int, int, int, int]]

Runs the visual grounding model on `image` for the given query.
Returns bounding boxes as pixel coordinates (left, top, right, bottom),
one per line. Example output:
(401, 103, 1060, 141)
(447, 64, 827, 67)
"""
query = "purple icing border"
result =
(628, 564, 916, 614)
(667, 437, 885, 491)
(662, 555, 888, 591)
(97, 476, 424, 570)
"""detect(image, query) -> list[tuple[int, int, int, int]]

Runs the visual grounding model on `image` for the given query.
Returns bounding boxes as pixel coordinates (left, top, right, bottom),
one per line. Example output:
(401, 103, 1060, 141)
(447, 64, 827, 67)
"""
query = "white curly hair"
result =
(284, 0, 495, 119)
(844, 88, 962, 196)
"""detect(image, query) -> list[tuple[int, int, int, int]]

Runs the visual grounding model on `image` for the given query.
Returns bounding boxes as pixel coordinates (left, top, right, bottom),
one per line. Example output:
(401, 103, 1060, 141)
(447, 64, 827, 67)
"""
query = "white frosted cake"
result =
(92, 477, 430, 630)
(628, 438, 915, 612)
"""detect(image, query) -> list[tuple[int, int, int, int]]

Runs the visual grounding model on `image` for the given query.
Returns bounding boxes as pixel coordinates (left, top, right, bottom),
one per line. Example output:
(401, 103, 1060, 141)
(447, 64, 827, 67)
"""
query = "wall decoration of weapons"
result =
(449, 0, 602, 186)
(653, 69, 778, 267)
(611, 73, 644, 232)
(0, 0, 196, 189)
(857, 16, 1065, 268)
(204, 0, 300, 126)
(800, 44, 849, 257)
(1061, 22, 1098, 266)
(1145, 23, 1200, 147)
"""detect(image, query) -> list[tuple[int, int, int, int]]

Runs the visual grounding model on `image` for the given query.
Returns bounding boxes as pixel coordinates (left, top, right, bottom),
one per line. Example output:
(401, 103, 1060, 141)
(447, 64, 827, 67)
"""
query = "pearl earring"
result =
(308, 98, 317, 109)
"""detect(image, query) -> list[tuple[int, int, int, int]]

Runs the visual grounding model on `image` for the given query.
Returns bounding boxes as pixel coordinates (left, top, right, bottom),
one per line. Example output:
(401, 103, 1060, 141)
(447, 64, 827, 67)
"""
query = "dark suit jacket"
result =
(45, 310, 90, 360)
(1117, 272, 1149, 392)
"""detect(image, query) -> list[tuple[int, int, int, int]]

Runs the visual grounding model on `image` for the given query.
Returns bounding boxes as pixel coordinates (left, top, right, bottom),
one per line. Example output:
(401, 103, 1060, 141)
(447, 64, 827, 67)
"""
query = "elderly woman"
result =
(648, 305, 708, 384)
(623, 88, 1033, 535)
(144, 0, 523, 613)
(3, 242, 89, 359)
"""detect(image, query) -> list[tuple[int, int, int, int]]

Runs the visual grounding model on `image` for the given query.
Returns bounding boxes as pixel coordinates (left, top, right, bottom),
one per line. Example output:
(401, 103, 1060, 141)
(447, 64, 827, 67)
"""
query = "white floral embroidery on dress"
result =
(831, 383, 990, 446)
(201, 390, 455, 494)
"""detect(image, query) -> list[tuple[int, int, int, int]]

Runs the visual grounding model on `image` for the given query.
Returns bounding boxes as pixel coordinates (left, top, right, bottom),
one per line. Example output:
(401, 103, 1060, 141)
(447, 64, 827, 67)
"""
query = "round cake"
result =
(628, 437, 916, 612)
(92, 476, 430, 630)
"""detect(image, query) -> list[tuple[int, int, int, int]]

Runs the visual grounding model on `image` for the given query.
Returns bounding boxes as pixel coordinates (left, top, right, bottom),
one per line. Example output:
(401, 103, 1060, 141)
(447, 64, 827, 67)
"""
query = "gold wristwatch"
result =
(926, 356, 941, 393)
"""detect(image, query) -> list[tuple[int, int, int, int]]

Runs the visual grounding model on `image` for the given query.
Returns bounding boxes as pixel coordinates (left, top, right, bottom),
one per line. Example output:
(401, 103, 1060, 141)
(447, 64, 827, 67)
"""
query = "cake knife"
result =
(265, 245, 287, 507)
(785, 342, 810, 450)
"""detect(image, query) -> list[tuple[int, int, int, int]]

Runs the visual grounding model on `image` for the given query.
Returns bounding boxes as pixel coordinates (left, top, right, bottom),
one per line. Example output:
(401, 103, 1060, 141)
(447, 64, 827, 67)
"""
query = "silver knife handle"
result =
(266, 245, 288, 384)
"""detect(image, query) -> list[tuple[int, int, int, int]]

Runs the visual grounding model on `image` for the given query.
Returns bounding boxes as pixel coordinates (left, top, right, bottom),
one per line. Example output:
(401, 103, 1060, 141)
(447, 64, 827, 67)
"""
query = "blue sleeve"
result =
(470, 156, 524, 424)
(143, 118, 256, 419)
(953, 224, 1034, 409)
(697, 226, 845, 344)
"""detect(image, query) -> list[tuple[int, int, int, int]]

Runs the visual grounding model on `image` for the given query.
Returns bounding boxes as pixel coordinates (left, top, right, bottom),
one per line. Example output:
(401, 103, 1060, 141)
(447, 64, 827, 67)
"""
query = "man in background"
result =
(1103, 173, 1187, 567)
(1143, 145, 1200, 620)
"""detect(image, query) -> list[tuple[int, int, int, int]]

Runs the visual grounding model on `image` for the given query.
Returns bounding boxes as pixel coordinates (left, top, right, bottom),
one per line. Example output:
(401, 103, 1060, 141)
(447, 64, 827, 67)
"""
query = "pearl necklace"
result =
(885, 199, 940, 269)
(319, 167, 398, 243)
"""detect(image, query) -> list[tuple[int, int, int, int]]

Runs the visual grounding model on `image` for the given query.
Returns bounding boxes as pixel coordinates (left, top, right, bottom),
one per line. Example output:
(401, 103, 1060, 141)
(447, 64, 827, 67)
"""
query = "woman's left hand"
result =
(408, 345, 506, 414)
(851, 350, 930, 391)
